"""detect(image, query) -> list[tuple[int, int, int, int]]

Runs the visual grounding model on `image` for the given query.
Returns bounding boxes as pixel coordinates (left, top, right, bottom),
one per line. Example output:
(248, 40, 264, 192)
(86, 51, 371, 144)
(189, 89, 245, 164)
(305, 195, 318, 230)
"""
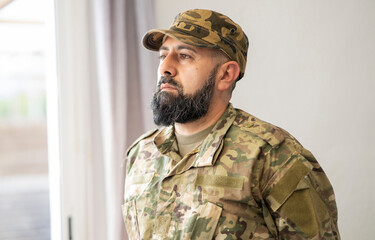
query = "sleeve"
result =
(260, 140, 340, 240)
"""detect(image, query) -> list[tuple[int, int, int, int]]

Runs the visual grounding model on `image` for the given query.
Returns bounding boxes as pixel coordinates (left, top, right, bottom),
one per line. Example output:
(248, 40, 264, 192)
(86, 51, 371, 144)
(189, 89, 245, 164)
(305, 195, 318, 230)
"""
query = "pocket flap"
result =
(184, 202, 223, 240)
(127, 172, 154, 185)
(125, 172, 154, 200)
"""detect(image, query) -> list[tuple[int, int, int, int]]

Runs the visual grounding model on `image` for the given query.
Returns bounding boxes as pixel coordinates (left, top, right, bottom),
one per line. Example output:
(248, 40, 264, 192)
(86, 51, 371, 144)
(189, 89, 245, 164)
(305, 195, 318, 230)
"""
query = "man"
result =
(122, 9, 340, 240)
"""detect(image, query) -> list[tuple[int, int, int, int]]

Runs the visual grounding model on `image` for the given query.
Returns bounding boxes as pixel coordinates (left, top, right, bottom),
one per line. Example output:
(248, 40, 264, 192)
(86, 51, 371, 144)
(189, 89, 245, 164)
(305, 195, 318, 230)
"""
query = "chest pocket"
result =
(125, 172, 154, 199)
(153, 201, 223, 240)
(123, 172, 154, 239)
(122, 200, 140, 240)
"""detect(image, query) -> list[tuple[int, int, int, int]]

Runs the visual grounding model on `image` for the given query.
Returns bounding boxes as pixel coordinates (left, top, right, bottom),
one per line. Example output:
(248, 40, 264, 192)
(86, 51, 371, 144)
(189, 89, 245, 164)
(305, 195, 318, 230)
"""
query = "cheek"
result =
(180, 64, 214, 94)
(182, 70, 201, 94)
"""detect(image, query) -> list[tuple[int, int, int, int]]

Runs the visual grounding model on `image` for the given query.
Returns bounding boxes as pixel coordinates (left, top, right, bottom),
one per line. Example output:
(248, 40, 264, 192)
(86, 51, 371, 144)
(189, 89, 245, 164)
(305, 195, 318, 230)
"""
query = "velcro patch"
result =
(195, 174, 244, 190)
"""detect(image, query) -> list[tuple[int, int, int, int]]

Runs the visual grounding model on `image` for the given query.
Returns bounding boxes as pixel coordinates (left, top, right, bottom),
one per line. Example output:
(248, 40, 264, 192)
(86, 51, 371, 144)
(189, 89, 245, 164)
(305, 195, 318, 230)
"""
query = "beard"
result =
(151, 66, 218, 126)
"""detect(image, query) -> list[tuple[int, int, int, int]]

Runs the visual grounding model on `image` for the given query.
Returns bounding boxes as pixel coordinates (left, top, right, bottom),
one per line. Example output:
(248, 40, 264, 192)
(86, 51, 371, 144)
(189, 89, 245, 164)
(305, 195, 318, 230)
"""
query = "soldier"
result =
(123, 9, 340, 240)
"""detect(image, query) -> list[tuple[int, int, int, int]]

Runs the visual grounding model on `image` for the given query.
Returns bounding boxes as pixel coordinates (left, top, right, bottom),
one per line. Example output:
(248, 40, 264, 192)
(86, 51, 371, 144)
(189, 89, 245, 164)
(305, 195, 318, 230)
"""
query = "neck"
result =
(174, 101, 228, 135)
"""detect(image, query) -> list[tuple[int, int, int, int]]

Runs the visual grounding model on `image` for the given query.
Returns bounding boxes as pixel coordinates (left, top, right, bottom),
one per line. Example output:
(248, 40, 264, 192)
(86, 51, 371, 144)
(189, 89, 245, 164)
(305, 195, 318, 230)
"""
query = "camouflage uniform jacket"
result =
(123, 104, 340, 240)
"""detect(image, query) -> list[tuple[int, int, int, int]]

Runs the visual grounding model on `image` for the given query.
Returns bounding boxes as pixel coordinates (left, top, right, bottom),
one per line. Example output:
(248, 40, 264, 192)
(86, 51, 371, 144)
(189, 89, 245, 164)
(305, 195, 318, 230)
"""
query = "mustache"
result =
(157, 75, 182, 90)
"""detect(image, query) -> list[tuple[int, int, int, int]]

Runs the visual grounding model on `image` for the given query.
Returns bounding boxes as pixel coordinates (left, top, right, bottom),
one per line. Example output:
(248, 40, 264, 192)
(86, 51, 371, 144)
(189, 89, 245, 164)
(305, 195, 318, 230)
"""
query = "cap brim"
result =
(142, 29, 218, 51)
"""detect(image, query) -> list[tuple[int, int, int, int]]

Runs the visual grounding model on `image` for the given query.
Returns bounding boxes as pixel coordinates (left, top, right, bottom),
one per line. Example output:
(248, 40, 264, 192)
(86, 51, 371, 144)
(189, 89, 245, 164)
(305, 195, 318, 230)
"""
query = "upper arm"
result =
(260, 141, 340, 239)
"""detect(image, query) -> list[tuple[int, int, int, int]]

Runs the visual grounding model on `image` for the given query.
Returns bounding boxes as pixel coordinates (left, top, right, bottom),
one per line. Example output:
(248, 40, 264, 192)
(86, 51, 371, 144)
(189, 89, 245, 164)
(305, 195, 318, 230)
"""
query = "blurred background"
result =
(0, 0, 50, 239)
(0, 0, 374, 240)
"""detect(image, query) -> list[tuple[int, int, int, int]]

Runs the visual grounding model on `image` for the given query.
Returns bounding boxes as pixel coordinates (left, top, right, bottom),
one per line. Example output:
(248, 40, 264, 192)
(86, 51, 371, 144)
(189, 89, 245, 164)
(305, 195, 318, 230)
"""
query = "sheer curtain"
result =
(53, 0, 157, 239)
(91, 0, 156, 239)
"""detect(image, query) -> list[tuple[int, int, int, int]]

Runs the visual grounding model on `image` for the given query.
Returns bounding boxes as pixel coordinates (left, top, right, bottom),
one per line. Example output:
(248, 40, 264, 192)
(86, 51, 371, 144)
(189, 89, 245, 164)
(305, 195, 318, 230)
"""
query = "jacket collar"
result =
(194, 104, 236, 167)
(153, 104, 237, 174)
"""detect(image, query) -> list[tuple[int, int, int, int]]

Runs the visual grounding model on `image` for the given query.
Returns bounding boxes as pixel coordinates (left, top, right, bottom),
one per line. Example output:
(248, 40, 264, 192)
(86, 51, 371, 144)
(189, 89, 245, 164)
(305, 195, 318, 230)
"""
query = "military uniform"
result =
(123, 104, 340, 239)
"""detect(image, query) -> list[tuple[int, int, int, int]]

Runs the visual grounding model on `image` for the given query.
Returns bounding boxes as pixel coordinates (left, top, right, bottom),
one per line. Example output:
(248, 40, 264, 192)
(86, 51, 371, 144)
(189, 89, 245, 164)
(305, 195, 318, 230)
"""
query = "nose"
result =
(158, 54, 177, 77)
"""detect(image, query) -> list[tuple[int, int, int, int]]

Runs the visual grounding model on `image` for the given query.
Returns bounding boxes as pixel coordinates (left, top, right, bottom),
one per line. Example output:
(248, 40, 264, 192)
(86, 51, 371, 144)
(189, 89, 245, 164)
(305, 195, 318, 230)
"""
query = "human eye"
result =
(179, 53, 192, 60)
(158, 54, 166, 61)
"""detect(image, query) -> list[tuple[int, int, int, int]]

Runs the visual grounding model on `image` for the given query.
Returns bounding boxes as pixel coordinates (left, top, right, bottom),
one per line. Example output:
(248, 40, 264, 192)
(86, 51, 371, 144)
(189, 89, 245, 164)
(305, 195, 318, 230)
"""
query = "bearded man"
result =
(122, 9, 340, 240)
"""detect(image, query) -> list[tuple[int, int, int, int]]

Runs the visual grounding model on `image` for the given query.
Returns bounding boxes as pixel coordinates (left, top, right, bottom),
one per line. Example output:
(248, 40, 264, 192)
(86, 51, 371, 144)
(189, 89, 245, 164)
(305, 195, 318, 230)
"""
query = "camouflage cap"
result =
(142, 9, 249, 80)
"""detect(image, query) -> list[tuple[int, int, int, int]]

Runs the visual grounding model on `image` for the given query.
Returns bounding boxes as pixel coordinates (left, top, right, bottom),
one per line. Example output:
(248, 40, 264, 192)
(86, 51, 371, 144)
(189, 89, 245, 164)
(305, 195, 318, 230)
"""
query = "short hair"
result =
(211, 48, 231, 64)
(211, 48, 238, 92)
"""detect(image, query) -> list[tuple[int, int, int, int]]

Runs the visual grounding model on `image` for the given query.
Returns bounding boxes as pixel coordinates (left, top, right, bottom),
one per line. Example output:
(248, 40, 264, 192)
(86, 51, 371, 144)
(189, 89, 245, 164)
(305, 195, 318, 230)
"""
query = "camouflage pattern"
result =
(142, 9, 249, 80)
(123, 104, 340, 239)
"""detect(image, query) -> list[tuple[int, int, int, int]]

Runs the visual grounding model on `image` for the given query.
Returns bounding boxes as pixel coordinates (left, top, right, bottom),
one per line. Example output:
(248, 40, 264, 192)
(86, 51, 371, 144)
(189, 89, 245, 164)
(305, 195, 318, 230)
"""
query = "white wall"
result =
(154, 0, 375, 239)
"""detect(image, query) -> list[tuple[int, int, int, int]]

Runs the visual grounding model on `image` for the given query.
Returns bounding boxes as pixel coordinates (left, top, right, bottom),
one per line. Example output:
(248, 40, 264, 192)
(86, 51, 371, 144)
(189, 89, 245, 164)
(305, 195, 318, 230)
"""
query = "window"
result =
(0, 0, 51, 239)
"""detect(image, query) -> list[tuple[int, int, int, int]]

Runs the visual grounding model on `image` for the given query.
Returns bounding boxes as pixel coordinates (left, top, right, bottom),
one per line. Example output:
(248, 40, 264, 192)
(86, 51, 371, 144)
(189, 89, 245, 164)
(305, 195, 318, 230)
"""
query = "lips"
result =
(160, 83, 177, 91)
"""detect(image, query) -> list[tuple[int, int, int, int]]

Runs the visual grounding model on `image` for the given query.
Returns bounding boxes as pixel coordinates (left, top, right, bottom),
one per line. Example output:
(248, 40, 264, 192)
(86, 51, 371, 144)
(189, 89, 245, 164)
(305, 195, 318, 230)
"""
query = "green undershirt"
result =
(174, 124, 215, 157)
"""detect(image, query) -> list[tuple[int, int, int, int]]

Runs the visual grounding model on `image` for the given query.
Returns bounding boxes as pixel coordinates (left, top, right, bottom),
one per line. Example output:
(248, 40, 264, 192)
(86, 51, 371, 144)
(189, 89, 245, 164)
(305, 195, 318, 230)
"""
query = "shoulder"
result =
(126, 128, 160, 157)
(232, 108, 293, 149)
(231, 108, 312, 168)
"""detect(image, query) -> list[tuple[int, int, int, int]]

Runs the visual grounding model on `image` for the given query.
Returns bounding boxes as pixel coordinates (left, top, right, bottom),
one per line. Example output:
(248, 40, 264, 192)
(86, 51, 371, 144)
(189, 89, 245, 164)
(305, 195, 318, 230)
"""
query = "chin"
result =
(157, 91, 177, 105)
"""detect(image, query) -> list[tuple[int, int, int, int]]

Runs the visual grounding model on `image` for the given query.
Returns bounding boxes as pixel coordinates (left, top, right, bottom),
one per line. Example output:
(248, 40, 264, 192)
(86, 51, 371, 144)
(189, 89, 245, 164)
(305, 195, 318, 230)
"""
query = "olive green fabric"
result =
(195, 174, 244, 190)
(267, 159, 312, 212)
(175, 123, 215, 157)
(142, 9, 249, 80)
(123, 104, 340, 239)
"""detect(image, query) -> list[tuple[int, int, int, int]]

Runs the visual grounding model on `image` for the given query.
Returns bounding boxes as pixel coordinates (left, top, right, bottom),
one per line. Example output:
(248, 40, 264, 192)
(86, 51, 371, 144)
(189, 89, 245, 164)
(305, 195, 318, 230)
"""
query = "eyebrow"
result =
(159, 44, 197, 53)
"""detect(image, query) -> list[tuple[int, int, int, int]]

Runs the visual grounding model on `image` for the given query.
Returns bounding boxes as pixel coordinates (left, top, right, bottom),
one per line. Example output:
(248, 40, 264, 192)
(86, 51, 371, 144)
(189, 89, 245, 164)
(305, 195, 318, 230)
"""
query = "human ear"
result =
(216, 61, 240, 91)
